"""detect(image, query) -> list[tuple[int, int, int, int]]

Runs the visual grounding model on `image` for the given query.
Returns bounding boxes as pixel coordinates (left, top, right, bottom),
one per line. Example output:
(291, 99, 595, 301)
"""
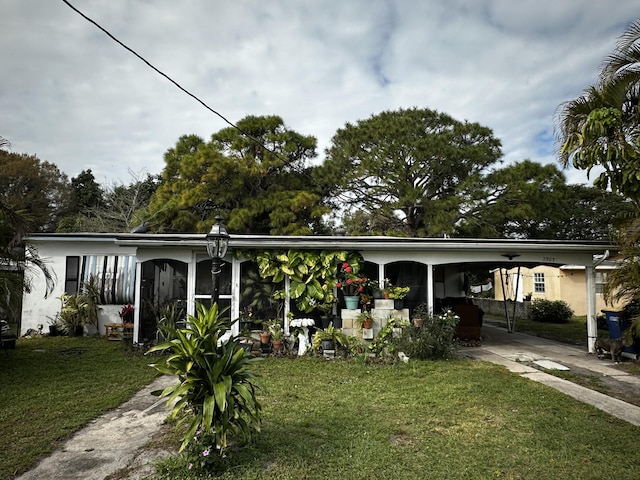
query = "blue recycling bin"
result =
(602, 310, 637, 355)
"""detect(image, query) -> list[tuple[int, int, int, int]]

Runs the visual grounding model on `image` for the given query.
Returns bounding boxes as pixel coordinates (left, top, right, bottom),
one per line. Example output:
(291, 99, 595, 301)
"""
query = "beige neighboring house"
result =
(493, 260, 623, 316)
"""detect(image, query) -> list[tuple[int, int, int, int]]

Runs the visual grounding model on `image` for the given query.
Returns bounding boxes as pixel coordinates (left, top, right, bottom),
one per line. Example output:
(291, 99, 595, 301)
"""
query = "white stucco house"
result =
(21, 232, 613, 352)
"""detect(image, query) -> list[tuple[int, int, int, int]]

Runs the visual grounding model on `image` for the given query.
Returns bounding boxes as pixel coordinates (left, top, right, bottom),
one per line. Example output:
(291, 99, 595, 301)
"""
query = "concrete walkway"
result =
(17, 326, 640, 479)
(472, 321, 640, 426)
(16, 375, 176, 480)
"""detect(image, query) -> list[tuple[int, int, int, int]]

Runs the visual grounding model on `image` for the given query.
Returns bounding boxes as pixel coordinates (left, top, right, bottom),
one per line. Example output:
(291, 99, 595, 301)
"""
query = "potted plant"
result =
(47, 316, 63, 336)
(259, 320, 273, 345)
(335, 262, 372, 310)
(355, 311, 375, 330)
(271, 327, 284, 352)
(383, 278, 393, 299)
(58, 293, 89, 336)
(316, 298, 336, 328)
(311, 322, 348, 353)
(388, 286, 410, 309)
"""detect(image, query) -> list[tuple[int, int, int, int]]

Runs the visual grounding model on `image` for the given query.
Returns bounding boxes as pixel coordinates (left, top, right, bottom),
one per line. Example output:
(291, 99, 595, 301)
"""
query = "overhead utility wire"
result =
(61, 0, 287, 163)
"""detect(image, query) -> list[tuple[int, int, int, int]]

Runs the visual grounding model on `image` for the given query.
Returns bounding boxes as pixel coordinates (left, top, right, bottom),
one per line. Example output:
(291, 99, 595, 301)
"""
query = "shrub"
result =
(396, 308, 459, 360)
(529, 299, 573, 323)
(147, 303, 262, 455)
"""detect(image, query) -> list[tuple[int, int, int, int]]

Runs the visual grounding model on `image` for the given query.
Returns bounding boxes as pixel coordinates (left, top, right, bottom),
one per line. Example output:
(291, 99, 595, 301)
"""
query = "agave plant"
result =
(147, 303, 262, 453)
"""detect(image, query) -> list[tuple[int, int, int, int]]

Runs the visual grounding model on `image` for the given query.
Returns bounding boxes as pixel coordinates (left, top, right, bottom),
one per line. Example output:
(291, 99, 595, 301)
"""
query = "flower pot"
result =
(259, 332, 271, 344)
(344, 296, 360, 310)
(362, 319, 373, 329)
(272, 340, 283, 351)
(383, 292, 391, 300)
(412, 318, 424, 328)
(321, 339, 335, 351)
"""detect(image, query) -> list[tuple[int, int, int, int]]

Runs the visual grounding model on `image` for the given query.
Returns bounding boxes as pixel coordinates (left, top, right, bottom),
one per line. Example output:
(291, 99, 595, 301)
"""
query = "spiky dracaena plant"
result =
(147, 303, 262, 453)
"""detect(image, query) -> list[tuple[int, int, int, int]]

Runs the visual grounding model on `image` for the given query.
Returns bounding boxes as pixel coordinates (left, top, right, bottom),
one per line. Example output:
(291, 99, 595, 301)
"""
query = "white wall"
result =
(21, 238, 136, 335)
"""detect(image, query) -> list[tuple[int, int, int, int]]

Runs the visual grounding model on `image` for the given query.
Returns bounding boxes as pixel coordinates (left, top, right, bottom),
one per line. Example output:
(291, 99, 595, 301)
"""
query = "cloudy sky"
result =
(1, 1, 638, 186)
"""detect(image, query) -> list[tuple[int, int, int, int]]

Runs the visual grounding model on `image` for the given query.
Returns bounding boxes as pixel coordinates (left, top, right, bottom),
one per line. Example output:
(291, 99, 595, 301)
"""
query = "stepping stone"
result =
(533, 359, 570, 371)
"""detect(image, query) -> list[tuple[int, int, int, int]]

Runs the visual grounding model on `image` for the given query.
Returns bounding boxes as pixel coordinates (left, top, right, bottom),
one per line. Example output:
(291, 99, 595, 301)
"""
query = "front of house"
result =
(21, 232, 613, 351)
(493, 261, 622, 316)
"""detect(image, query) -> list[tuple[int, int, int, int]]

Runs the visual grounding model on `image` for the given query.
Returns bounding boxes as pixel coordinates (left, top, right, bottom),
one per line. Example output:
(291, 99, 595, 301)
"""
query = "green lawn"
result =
(0, 336, 158, 480)
(154, 357, 640, 480)
(487, 315, 604, 345)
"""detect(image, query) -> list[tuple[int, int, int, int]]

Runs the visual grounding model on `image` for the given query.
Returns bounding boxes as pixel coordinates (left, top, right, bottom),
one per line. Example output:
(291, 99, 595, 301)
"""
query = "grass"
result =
(487, 315, 606, 346)
(154, 357, 640, 480)
(0, 336, 159, 480)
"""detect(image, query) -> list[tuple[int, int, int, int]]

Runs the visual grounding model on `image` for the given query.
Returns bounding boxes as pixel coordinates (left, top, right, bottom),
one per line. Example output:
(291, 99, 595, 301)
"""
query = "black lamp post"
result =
(205, 215, 229, 305)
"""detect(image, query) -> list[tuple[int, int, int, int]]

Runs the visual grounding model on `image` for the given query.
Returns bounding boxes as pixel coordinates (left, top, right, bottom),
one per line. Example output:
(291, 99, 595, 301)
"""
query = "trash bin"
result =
(602, 310, 637, 355)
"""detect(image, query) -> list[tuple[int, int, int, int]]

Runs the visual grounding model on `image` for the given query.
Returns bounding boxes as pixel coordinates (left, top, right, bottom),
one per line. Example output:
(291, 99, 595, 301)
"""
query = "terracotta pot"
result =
(362, 319, 373, 329)
(272, 340, 283, 351)
(259, 332, 271, 344)
(412, 318, 424, 328)
(383, 292, 391, 299)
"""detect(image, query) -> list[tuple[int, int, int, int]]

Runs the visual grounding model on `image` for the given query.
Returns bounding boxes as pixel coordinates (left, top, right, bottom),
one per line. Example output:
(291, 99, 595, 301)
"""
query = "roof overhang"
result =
(25, 232, 615, 268)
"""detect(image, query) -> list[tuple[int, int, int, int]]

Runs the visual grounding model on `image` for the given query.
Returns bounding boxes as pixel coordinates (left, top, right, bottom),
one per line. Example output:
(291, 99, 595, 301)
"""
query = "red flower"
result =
(346, 278, 353, 285)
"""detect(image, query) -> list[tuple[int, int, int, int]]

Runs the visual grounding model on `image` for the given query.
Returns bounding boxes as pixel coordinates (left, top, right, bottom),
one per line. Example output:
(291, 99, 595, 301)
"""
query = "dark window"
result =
(64, 256, 81, 294)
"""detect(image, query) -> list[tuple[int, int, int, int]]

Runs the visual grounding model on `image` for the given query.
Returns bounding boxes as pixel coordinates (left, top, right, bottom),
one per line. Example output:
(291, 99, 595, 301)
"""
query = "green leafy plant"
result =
(156, 302, 185, 342)
(270, 324, 284, 342)
(247, 249, 363, 312)
(354, 311, 376, 330)
(529, 299, 574, 323)
(387, 285, 410, 300)
(147, 303, 262, 454)
(369, 318, 399, 356)
(56, 274, 102, 334)
(81, 274, 101, 327)
(311, 322, 348, 352)
(396, 309, 459, 360)
(57, 293, 89, 333)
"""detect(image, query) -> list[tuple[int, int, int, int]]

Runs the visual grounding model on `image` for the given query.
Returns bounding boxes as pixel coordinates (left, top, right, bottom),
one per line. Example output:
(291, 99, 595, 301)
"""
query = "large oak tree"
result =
(321, 108, 503, 237)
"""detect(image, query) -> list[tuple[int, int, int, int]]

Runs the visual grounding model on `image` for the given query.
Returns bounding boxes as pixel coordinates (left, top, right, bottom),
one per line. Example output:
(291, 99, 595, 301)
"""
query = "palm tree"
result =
(557, 20, 640, 344)
(0, 202, 55, 329)
(556, 20, 640, 207)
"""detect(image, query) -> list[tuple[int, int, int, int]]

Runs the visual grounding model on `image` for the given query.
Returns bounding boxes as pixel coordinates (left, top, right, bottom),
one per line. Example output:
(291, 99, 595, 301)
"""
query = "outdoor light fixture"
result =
(501, 253, 520, 261)
(206, 215, 229, 304)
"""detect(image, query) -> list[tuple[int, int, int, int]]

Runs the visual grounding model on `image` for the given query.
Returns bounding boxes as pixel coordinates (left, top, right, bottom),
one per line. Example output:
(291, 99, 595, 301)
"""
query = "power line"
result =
(60, 0, 288, 163)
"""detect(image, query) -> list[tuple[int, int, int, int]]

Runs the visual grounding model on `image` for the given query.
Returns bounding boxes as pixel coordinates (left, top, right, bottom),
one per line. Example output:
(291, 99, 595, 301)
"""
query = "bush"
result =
(396, 308, 458, 360)
(147, 303, 262, 455)
(529, 299, 573, 323)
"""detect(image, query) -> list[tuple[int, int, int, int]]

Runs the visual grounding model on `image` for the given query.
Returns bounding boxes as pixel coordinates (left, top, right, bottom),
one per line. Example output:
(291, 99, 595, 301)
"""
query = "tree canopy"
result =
(0, 150, 70, 232)
(147, 115, 329, 235)
(321, 108, 503, 237)
(556, 19, 640, 206)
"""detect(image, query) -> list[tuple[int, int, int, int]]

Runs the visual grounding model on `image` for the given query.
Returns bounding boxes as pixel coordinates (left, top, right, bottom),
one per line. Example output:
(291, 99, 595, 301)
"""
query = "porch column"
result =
(231, 257, 241, 336)
(133, 260, 142, 345)
(585, 265, 597, 353)
(427, 264, 434, 315)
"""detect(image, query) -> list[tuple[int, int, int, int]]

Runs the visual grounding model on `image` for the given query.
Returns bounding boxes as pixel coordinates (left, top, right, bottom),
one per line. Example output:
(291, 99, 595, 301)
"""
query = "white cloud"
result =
(1, 0, 638, 187)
